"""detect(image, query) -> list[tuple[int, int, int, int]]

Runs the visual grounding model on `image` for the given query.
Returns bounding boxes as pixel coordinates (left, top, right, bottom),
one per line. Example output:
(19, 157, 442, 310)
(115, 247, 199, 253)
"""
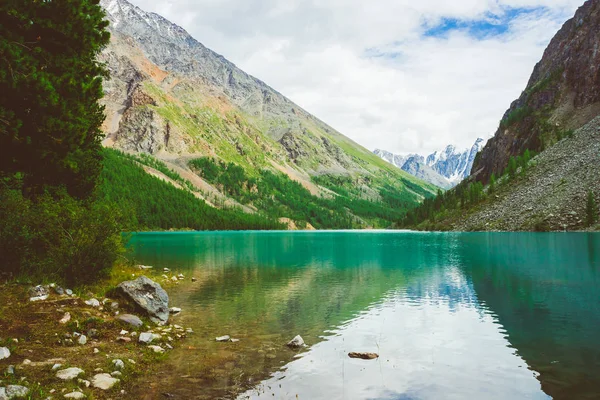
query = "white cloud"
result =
(128, 0, 583, 155)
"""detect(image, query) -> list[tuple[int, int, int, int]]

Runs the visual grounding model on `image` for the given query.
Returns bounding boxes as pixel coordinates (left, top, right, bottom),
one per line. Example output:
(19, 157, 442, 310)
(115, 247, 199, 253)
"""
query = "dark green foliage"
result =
(123, 152, 197, 192)
(533, 219, 551, 232)
(100, 149, 283, 231)
(499, 107, 532, 130)
(189, 158, 411, 228)
(401, 179, 485, 228)
(489, 173, 497, 194)
(0, 0, 110, 199)
(587, 191, 598, 227)
(0, 185, 124, 285)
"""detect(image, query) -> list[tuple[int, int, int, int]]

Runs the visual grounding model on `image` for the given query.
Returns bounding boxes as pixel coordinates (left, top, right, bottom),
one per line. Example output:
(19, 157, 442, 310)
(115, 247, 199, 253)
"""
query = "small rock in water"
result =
(148, 345, 165, 354)
(286, 335, 305, 348)
(216, 335, 230, 342)
(5, 385, 30, 398)
(169, 307, 181, 314)
(64, 391, 86, 399)
(85, 298, 100, 307)
(78, 335, 87, 345)
(91, 373, 120, 390)
(348, 352, 379, 360)
(56, 367, 85, 380)
(112, 359, 125, 370)
(116, 314, 143, 328)
(0, 347, 10, 360)
(59, 312, 71, 324)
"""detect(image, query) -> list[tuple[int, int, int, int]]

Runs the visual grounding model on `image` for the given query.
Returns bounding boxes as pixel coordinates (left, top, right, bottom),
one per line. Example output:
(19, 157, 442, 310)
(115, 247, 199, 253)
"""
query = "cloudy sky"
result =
(129, 0, 583, 155)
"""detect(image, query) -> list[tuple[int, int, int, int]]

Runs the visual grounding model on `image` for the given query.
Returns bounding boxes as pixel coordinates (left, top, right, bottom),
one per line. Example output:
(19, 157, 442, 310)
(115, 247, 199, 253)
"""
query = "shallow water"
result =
(128, 231, 600, 399)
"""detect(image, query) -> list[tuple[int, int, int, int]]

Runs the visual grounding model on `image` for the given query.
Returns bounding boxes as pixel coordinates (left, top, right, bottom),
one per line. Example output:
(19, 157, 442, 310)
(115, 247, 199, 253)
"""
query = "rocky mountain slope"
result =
(456, 116, 600, 231)
(472, 0, 600, 184)
(374, 138, 484, 189)
(98, 0, 437, 228)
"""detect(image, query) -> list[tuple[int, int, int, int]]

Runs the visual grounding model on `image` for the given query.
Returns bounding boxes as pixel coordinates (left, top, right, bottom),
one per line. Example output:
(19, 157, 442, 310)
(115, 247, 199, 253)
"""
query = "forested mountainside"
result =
(97, 0, 437, 229)
(472, 0, 600, 184)
(374, 138, 485, 189)
(401, 0, 600, 232)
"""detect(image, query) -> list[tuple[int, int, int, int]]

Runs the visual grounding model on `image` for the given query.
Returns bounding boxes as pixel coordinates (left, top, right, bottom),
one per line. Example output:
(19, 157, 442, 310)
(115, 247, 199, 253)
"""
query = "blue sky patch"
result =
(423, 6, 547, 40)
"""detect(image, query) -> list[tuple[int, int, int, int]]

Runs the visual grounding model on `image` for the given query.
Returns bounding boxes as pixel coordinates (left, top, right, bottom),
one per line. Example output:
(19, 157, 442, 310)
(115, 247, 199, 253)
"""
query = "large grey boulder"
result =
(116, 276, 169, 324)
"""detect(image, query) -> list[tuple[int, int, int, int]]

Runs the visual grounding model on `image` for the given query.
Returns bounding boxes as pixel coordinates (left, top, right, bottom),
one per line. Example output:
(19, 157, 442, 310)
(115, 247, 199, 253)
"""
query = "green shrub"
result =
(0, 186, 125, 285)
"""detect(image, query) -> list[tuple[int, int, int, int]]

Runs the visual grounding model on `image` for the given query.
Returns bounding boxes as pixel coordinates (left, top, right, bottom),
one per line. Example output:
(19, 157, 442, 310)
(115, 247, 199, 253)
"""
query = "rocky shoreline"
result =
(0, 268, 192, 399)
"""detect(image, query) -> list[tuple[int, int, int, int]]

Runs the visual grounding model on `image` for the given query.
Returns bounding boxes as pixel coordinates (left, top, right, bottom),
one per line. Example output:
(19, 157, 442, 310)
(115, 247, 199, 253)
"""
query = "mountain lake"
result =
(127, 231, 600, 400)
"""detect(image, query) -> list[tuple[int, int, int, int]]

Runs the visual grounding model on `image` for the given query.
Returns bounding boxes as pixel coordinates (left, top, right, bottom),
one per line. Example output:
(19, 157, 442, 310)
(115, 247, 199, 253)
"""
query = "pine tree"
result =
(489, 173, 496, 194)
(587, 191, 598, 227)
(0, 0, 110, 199)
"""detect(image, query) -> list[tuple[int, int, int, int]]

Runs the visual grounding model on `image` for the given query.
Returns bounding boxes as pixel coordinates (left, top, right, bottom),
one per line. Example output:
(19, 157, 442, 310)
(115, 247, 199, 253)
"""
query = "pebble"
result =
(112, 359, 125, 370)
(117, 336, 131, 343)
(111, 371, 122, 378)
(56, 367, 85, 380)
(93, 348, 100, 354)
(138, 332, 155, 344)
(64, 391, 86, 399)
(0, 347, 10, 360)
(78, 379, 91, 388)
(147, 345, 165, 354)
(286, 335, 305, 348)
(59, 312, 71, 324)
(66, 289, 73, 296)
(52, 363, 63, 371)
(116, 314, 143, 328)
(78, 335, 87, 345)
(169, 307, 181, 314)
(91, 373, 120, 390)
(216, 335, 230, 342)
(84, 298, 100, 307)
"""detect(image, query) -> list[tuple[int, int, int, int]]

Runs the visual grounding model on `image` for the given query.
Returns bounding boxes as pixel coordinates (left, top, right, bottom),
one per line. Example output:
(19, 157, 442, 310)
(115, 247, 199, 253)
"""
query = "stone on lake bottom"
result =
(348, 352, 379, 360)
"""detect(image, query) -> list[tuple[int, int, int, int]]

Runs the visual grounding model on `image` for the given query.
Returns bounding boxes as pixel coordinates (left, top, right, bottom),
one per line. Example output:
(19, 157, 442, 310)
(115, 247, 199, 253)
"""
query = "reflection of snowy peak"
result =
(374, 138, 485, 188)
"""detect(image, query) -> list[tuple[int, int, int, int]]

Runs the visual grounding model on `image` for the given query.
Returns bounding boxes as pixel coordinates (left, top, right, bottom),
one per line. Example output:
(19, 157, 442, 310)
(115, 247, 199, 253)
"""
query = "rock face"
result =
(116, 276, 169, 324)
(374, 138, 484, 188)
(473, 0, 600, 184)
(452, 116, 600, 231)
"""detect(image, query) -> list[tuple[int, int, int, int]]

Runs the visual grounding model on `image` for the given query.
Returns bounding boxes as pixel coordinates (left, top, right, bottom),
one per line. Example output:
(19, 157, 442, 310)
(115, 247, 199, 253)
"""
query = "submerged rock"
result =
(286, 335, 305, 348)
(116, 276, 169, 324)
(348, 352, 379, 360)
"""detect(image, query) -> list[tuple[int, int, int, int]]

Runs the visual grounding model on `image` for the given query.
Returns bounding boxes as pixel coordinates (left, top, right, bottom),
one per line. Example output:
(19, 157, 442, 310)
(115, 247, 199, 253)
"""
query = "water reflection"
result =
(128, 232, 600, 399)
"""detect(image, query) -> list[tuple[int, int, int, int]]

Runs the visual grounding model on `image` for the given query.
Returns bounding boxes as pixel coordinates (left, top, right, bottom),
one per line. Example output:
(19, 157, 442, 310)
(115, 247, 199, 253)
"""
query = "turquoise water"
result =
(128, 231, 600, 400)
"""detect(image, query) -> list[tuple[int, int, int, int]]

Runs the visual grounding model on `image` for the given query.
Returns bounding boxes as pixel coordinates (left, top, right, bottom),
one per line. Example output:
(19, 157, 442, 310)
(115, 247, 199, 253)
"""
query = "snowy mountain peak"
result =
(374, 137, 486, 188)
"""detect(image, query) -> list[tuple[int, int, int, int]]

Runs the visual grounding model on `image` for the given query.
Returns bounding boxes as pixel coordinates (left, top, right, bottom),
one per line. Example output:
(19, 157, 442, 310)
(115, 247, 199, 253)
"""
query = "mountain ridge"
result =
(374, 138, 485, 188)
